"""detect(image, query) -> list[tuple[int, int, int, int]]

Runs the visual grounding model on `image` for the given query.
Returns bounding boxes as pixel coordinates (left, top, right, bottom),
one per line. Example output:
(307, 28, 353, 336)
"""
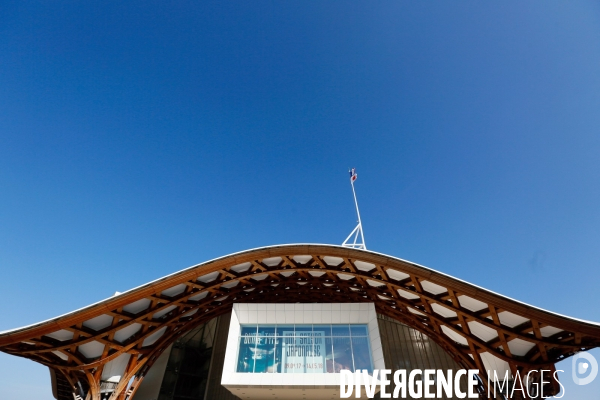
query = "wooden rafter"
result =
(1, 244, 599, 400)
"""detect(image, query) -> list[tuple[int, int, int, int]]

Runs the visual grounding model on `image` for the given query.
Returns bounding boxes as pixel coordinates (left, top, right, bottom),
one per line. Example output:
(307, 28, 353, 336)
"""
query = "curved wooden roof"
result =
(1, 244, 599, 400)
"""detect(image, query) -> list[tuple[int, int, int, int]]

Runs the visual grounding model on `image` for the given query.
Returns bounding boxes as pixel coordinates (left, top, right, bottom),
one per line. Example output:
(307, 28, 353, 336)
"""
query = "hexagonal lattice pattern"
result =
(1, 244, 599, 400)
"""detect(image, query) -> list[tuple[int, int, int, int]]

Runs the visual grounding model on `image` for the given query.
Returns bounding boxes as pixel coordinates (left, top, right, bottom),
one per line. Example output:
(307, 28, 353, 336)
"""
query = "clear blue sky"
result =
(1, 1, 599, 399)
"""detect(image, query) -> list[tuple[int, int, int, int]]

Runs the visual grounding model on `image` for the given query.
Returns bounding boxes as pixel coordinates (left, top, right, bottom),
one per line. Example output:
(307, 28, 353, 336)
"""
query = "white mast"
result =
(342, 168, 366, 250)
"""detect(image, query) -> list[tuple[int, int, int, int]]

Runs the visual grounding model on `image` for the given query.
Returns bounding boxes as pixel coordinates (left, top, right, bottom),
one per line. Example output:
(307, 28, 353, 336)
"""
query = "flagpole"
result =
(342, 168, 366, 250)
(350, 179, 365, 248)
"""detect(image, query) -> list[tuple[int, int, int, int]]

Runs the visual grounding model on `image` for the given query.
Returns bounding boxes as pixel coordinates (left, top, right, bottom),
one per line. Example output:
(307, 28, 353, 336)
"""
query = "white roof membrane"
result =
(441, 325, 468, 346)
(540, 326, 563, 337)
(221, 280, 239, 289)
(467, 321, 498, 342)
(161, 284, 187, 298)
(457, 295, 488, 313)
(114, 323, 142, 343)
(101, 353, 131, 383)
(262, 257, 282, 267)
(52, 350, 69, 361)
(189, 291, 208, 301)
(480, 352, 512, 382)
(152, 305, 176, 320)
(83, 314, 113, 331)
(408, 307, 426, 316)
(497, 311, 530, 328)
(397, 288, 420, 300)
(45, 329, 74, 342)
(386, 269, 410, 281)
(230, 262, 251, 273)
(507, 338, 536, 357)
(142, 327, 167, 347)
(197, 271, 219, 283)
(1, 244, 598, 346)
(123, 298, 151, 315)
(292, 255, 312, 264)
(420, 280, 447, 295)
(354, 260, 376, 272)
(323, 256, 343, 266)
(431, 303, 458, 319)
(78, 340, 104, 359)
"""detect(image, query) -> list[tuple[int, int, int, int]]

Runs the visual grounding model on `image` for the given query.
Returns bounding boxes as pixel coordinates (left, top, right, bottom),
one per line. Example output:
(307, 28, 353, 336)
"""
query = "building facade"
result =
(132, 309, 469, 400)
(1, 244, 600, 400)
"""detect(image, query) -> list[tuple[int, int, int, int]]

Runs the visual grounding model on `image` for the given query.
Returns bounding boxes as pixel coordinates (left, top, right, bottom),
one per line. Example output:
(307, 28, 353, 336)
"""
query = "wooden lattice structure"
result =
(1, 244, 599, 399)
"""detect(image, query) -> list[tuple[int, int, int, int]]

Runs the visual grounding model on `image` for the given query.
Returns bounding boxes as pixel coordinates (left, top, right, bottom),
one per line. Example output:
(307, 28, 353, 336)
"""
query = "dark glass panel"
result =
(294, 325, 313, 333)
(275, 325, 294, 336)
(350, 325, 368, 337)
(281, 333, 300, 373)
(241, 326, 258, 336)
(313, 324, 332, 337)
(273, 336, 283, 373)
(257, 325, 276, 336)
(332, 324, 350, 337)
(254, 336, 276, 373)
(324, 337, 335, 373)
(308, 331, 327, 373)
(332, 336, 354, 372)
(351, 337, 373, 373)
(237, 336, 256, 372)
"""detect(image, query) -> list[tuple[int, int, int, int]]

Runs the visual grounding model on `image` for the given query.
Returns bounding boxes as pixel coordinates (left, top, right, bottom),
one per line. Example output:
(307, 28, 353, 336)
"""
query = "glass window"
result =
(257, 325, 276, 336)
(275, 325, 294, 336)
(332, 324, 350, 337)
(313, 324, 332, 337)
(237, 323, 372, 374)
(351, 337, 372, 372)
(307, 329, 326, 373)
(281, 331, 300, 373)
(332, 336, 354, 372)
(350, 325, 368, 337)
(241, 326, 258, 337)
(294, 325, 313, 334)
(273, 336, 283, 373)
(254, 336, 276, 373)
(237, 336, 256, 372)
(324, 337, 335, 373)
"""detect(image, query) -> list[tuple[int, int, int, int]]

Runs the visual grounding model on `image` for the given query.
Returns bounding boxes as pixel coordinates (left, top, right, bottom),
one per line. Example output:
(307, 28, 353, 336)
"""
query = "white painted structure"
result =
(221, 303, 385, 399)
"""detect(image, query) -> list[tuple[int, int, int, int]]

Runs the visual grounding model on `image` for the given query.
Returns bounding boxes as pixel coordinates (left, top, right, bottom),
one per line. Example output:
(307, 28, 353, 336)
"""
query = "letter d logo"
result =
(572, 352, 598, 385)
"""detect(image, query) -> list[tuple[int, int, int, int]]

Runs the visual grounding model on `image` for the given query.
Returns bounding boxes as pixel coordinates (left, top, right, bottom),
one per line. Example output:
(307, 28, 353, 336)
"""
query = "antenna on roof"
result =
(342, 168, 366, 250)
